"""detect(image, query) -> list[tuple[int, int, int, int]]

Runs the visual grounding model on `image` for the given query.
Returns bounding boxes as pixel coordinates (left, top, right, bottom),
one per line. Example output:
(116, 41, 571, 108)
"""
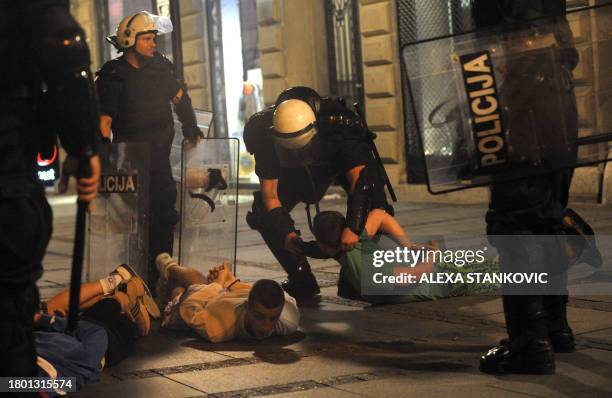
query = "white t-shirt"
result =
(164, 282, 300, 343)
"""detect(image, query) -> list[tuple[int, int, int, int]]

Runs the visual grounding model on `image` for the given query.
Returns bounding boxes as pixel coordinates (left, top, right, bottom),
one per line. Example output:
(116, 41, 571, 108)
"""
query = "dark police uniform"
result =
(245, 96, 390, 298)
(474, 0, 579, 374)
(96, 52, 200, 290)
(0, 0, 99, 378)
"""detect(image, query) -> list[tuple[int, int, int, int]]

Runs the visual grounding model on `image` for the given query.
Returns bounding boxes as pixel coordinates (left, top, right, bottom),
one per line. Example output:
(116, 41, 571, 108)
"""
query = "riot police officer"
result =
(244, 87, 392, 300)
(473, 0, 580, 374)
(0, 0, 100, 378)
(96, 11, 203, 290)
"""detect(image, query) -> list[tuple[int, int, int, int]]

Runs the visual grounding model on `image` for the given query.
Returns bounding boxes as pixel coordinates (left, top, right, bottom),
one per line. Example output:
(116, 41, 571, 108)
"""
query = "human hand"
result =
(284, 232, 304, 255)
(340, 227, 359, 252)
(59, 155, 101, 212)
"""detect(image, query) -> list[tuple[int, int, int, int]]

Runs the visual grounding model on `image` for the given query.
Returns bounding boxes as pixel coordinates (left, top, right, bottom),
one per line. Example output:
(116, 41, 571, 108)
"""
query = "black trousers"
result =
(0, 187, 52, 377)
(81, 298, 137, 367)
(147, 185, 179, 290)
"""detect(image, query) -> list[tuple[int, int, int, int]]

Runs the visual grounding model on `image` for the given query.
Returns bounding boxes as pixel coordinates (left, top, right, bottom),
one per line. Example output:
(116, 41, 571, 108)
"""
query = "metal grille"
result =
(397, 0, 474, 182)
(325, 0, 364, 108)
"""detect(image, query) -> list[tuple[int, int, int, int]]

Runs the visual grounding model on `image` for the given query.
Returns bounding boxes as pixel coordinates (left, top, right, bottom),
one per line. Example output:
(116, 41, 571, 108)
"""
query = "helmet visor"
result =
(144, 11, 173, 34)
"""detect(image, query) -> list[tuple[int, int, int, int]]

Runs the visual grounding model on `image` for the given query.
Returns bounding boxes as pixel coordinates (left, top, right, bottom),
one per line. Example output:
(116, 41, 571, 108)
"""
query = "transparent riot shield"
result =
(176, 110, 239, 275)
(402, 4, 612, 194)
(87, 143, 149, 281)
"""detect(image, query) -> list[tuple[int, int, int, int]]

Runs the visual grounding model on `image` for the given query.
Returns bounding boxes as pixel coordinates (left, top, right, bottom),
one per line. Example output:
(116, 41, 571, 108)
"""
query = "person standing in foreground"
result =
(473, 0, 583, 374)
(96, 11, 204, 290)
(0, 0, 100, 379)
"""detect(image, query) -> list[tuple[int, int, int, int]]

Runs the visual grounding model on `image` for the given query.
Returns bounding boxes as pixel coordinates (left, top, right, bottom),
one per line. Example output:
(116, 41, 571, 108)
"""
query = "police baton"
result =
(354, 102, 397, 202)
(67, 154, 93, 333)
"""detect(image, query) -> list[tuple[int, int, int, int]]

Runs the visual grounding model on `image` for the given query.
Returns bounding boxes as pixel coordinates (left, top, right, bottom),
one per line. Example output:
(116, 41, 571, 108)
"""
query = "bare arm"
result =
(261, 178, 282, 211)
(346, 165, 365, 193)
(171, 88, 184, 105)
(364, 209, 412, 247)
(340, 165, 366, 251)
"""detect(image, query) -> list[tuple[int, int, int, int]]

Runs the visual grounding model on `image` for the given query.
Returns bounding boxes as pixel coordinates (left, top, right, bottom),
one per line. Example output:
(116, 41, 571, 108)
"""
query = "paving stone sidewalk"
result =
(41, 196, 612, 397)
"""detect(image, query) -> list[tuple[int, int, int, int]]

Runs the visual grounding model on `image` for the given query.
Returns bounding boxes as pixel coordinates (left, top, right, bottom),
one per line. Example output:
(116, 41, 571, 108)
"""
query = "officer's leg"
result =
(148, 186, 179, 292)
(480, 237, 555, 375)
(542, 233, 574, 353)
(0, 192, 52, 378)
(246, 181, 324, 299)
(0, 282, 39, 378)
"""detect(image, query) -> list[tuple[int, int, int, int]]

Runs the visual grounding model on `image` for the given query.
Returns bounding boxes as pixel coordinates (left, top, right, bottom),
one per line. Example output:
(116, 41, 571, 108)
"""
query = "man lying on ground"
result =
(34, 265, 159, 396)
(156, 254, 300, 342)
(307, 209, 502, 304)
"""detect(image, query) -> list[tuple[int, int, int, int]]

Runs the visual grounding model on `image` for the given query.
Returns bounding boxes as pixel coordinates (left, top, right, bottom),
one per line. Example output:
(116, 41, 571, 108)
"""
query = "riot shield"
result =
(402, 4, 612, 194)
(87, 143, 149, 281)
(177, 111, 240, 276)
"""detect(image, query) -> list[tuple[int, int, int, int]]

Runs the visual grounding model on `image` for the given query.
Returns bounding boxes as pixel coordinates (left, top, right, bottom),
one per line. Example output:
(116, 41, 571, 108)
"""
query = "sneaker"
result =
(117, 269, 161, 320)
(155, 253, 179, 281)
(108, 289, 151, 337)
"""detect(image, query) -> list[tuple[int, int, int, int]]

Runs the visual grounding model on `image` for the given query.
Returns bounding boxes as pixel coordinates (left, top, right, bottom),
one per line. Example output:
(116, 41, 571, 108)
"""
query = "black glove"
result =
(183, 126, 204, 141)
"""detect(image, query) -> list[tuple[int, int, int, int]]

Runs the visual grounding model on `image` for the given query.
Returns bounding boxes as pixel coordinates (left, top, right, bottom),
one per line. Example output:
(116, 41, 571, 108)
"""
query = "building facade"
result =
(70, 0, 612, 204)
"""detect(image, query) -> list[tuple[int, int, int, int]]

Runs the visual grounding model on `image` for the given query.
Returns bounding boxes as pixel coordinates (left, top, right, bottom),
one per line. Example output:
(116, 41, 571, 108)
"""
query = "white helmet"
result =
(107, 11, 173, 50)
(272, 99, 318, 150)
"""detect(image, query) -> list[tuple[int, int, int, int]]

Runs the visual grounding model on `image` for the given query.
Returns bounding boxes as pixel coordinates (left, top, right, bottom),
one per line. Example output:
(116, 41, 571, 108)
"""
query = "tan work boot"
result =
(106, 289, 150, 337)
(112, 264, 160, 319)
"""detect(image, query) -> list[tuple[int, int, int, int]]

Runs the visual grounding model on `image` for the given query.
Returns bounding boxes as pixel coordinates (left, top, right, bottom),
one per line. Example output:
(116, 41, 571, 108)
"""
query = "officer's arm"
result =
(346, 165, 365, 193)
(100, 114, 113, 140)
(261, 179, 282, 211)
(31, 1, 99, 158)
(172, 87, 204, 141)
(30, 1, 100, 206)
(261, 179, 301, 253)
(341, 165, 369, 250)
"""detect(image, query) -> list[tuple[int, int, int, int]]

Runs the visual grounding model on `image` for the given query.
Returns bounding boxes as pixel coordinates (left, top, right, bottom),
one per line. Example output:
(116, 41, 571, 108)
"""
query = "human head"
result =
(275, 86, 321, 113)
(107, 11, 172, 53)
(245, 279, 285, 339)
(313, 211, 346, 256)
(271, 99, 318, 150)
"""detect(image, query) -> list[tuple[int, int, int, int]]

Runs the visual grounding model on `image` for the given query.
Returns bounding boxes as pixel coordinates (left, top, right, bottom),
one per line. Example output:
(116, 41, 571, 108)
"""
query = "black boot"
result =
(544, 295, 575, 353)
(282, 256, 320, 300)
(480, 296, 555, 375)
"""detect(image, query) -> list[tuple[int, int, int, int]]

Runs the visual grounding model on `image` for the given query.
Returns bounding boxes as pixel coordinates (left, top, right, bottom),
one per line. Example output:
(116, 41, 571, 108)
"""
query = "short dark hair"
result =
(248, 279, 285, 309)
(313, 211, 346, 247)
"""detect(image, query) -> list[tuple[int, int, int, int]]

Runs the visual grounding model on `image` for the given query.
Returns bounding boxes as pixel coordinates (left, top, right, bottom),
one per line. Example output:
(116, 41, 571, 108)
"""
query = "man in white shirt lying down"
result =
(155, 253, 300, 343)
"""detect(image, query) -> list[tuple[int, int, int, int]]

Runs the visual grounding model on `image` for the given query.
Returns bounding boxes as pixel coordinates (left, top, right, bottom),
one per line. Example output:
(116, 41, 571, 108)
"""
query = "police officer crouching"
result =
(96, 11, 203, 290)
(244, 87, 393, 300)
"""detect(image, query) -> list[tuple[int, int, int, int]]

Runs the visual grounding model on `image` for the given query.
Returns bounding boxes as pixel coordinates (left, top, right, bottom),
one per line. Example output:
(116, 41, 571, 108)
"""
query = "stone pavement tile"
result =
(235, 246, 278, 264)
(180, 331, 309, 360)
(73, 374, 203, 397)
(109, 332, 230, 374)
(398, 296, 504, 317)
(338, 378, 529, 398)
(267, 387, 361, 397)
(577, 328, 612, 349)
(233, 263, 285, 282)
(567, 306, 612, 335)
(165, 356, 377, 394)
